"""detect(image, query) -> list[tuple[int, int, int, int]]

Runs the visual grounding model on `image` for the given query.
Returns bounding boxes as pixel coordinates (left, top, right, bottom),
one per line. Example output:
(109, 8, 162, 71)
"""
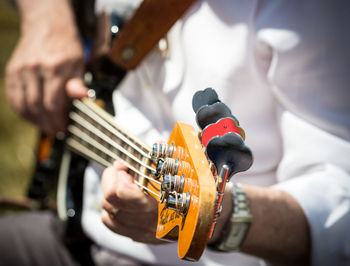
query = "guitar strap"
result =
(109, 0, 196, 70)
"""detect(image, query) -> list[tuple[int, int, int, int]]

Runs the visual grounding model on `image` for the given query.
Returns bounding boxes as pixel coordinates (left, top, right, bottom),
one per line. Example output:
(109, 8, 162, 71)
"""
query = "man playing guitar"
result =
(2, 0, 350, 265)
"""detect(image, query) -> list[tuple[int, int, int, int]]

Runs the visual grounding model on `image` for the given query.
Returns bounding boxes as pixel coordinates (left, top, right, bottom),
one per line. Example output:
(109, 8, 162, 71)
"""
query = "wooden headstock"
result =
(143, 122, 217, 261)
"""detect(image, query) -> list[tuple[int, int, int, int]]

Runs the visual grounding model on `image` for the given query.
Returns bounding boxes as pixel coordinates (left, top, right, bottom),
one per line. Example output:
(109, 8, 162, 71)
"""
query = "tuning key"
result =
(162, 174, 185, 194)
(160, 174, 190, 215)
(165, 192, 191, 214)
(200, 117, 245, 148)
(195, 102, 239, 130)
(192, 87, 220, 113)
(206, 133, 253, 178)
(151, 142, 174, 160)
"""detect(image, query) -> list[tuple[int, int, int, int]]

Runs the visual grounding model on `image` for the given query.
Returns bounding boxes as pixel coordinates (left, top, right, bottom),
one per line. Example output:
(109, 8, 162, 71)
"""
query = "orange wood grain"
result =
(145, 122, 216, 261)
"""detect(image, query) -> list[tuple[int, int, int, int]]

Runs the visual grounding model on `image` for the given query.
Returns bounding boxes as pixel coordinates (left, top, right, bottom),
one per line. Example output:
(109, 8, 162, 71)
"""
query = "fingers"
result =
(102, 162, 154, 212)
(5, 65, 25, 117)
(64, 57, 88, 99)
(101, 161, 160, 243)
(102, 205, 157, 229)
(40, 57, 84, 133)
(6, 60, 49, 129)
(5, 35, 86, 134)
(24, 65, 43, 119)
(66, 77, 88, 98)
(101, 165, 121, 207)
(101, 209, 161, 244)
(42, 72, 68, 133)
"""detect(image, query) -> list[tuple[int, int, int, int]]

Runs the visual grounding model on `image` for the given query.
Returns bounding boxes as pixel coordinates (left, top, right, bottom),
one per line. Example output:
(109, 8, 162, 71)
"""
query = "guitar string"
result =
(73, 100, 152, 160)
(68, 100, 163, 190)
(71, 100, 166, 184)
(78, 99, 152, 159)
(69, 112, 154, 172)
(67, 100, 165, 195)
(67, 123, 161, 186)
(66, 137, 161, 198)
(66, 138, 112, 167)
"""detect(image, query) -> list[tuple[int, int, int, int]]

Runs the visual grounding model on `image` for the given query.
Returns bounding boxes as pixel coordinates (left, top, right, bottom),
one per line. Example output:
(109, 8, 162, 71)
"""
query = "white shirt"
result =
(82, 1, 350, 265)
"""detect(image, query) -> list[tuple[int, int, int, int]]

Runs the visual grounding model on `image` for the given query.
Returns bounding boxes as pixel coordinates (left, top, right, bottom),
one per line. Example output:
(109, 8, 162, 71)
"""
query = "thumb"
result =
(66, 77, 88, 98)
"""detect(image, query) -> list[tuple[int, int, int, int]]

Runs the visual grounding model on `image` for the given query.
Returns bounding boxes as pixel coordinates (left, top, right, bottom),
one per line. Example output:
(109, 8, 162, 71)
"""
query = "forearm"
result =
(16, 0, 78, 35)
(210, 184, 310, 266)
(241, 185, 310, 265)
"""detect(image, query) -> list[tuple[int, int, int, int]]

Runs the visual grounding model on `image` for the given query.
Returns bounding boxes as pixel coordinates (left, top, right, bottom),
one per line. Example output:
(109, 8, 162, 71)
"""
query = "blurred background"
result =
(0, 1, 38, 211)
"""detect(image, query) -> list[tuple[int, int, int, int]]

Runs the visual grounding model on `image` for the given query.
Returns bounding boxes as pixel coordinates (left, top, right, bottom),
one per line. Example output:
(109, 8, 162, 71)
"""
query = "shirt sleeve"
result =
(274, 111, 350, 266)
(255, 2, 350, 264)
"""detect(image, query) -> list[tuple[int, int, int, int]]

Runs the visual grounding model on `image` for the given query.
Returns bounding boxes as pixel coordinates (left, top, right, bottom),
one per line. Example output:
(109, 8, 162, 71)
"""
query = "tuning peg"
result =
(206, 132, 253, 178)
(192, 87, 220, 113)
(195, 102, 239, 130)
(201, 117, 245, 148)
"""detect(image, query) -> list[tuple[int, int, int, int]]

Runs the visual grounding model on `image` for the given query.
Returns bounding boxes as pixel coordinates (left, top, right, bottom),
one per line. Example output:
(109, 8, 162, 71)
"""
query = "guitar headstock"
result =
(143, 122, 217, 261)
(142, 88, 253, 261)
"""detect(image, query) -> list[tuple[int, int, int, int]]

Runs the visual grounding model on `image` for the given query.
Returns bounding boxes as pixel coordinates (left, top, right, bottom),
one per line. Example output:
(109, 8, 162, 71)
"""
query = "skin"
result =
(7, 1, 310, 265)
(5, 0, 88, 134)
(102, 161, 310, 266)
(101, 162, 162, 244)
(239, 185, 310, 266)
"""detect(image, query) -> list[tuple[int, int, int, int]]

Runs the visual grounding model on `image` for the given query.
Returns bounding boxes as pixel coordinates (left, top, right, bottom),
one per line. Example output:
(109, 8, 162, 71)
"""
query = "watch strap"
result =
(210, 183, 252, 252)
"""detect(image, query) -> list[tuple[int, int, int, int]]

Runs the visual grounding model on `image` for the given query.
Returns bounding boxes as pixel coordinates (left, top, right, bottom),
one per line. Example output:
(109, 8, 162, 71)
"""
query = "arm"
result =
(240, 185, 310, 265)
(208, 184, 310, 266)
(211, 110, 350, 266)
(5, 0, 88, 133)
(101, 162, 310, 265)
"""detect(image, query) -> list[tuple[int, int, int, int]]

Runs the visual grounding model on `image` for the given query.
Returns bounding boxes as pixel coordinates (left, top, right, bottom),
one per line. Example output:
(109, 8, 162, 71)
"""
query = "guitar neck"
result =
(66, 98, 153, 181)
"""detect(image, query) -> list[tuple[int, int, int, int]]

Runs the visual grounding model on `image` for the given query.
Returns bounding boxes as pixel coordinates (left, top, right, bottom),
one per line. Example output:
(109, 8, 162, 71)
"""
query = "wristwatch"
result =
(209, 182, 252, 252)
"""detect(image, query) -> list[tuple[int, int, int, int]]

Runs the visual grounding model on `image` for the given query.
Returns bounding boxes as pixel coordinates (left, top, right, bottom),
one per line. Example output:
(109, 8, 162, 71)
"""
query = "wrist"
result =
(208, 182, 252, 252)
(207, 185, 233, 244)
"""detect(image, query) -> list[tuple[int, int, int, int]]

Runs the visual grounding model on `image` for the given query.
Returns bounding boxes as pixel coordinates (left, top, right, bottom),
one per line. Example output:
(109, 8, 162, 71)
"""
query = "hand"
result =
(101, 161, 163, 244)
(5, 0, 88, 134)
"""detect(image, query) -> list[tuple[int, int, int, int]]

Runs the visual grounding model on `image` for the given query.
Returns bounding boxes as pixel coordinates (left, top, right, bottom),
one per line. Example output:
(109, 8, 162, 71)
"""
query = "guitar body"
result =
(153, 123, 216, 261)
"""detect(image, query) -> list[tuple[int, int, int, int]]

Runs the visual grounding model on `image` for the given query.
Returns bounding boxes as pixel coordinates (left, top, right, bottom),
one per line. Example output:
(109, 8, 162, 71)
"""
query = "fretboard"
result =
(66, 99, 154, 181)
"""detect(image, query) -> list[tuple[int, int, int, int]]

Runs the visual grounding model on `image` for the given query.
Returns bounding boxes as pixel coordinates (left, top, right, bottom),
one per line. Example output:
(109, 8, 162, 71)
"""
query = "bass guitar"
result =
(66, 97, 216, 261)
(27, 0, 253, 261)
(62, 85, 253, 261)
